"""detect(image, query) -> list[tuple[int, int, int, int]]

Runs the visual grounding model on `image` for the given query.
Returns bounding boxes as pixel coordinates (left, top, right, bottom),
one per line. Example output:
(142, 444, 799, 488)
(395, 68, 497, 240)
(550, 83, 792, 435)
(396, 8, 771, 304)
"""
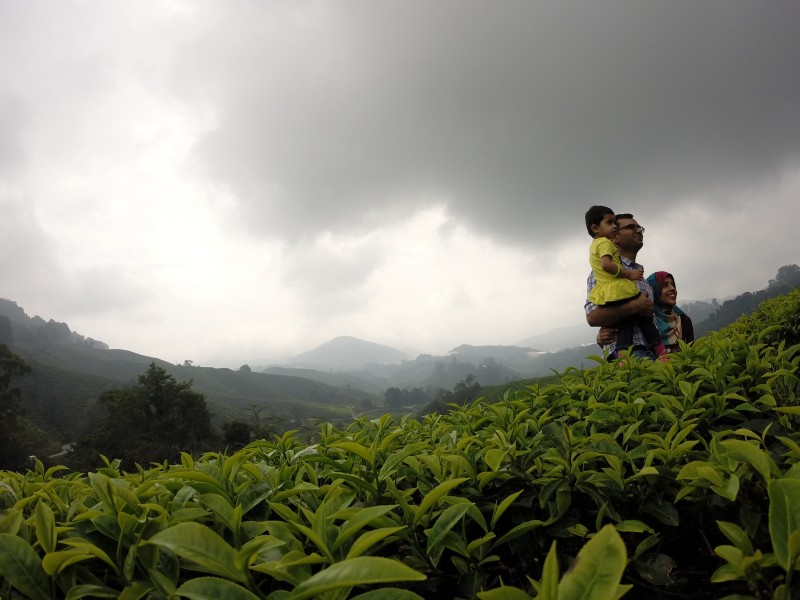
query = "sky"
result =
(2, 1, 799, 367)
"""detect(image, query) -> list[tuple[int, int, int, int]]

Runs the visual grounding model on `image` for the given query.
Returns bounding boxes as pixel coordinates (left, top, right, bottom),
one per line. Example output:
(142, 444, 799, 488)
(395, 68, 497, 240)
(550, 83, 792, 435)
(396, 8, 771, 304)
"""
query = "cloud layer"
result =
(1, 1, 799, 364)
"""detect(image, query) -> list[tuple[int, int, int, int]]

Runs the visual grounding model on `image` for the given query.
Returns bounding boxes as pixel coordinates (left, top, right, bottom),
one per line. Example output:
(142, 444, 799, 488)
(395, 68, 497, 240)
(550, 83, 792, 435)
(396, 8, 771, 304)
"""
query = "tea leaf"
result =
(346, 526, 405, 559)
(33, 501, 57, 554)
(64, 584, 120, 599)
(413, 478, 468, 526)
(722, 440, 779, 482)
(331, 441, 375, 466)
(118, 582, 156, 600)
(538, 541, 560, 600)
(557, 524, 629, 600)
(427, 503, 471, 557)
(768, 479, 800, 570)
(172, 576, 261, 599)
(42, 549, 97, 575)
(0, 533, 51, 600)
(491, 490, 523, 528)
(145, 522, 248, 583)
(351, 589, 425, 600)
(286, 557, 426, 600)
(477, 586, 532, 600)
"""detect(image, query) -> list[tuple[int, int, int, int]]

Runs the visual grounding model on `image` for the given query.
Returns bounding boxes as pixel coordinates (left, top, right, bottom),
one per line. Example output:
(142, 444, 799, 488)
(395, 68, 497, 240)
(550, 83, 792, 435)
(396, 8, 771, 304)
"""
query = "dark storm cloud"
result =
(175, 2, 800, 244)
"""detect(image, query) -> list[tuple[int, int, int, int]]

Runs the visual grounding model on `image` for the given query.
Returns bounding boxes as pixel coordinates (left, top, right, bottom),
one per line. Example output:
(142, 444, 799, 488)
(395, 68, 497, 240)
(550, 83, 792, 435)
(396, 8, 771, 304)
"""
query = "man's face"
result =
(614, 217, 644, 253)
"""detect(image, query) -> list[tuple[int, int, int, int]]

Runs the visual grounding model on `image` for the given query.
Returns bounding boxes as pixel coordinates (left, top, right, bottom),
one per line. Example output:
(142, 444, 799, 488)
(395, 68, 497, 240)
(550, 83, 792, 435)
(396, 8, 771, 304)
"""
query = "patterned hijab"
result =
(646, 271, 685, 342)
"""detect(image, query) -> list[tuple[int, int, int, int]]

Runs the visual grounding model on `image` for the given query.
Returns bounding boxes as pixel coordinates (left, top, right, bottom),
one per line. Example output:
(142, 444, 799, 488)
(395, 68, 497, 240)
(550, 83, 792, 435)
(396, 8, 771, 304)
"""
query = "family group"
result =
(584, 205, 694, 361)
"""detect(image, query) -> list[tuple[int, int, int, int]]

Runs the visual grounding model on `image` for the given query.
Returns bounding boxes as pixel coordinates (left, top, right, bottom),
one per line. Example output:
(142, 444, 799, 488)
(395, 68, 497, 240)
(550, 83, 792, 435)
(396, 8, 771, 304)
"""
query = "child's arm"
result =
(600, 255, 643, 280)
(587, 292, 654, 327)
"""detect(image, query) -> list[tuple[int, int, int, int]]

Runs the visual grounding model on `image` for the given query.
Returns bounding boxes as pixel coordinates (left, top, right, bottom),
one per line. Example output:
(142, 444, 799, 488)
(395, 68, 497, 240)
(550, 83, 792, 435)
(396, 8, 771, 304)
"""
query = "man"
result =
(585, 213, 658, 360)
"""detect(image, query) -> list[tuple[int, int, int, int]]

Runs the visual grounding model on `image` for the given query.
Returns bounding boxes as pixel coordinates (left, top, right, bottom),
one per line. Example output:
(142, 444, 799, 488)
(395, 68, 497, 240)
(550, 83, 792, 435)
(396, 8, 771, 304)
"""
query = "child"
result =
(585, 205, 667, 360)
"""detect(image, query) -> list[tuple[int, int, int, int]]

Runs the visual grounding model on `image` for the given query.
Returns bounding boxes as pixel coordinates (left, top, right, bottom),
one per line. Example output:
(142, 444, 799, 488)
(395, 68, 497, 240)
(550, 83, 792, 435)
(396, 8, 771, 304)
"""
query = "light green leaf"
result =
(64, 584, 120, 599)
(331, 441, 375, 466)
(145, 522, 247, 583)
(615, 520, 654, 534)
(413, 478, 468, 526)
(628, 466, 658, 480)
(717, 521, 753, 555)
(42, 549, 96, 575)
(332, 504, 398, 552)
(711, 474, 740, 502)
(34, 500, 57, 554)
(171, 576, 261, 599)
(426, 503, 471, 557)
(491, 490, 523, 529)
(287, 557, 426, 600)
(710, 563, 743, 583)
(538, 541, 560, 600)
(494, 518, 552, 546)
(722, 440, 779, 482)
(118, 582, 156, 600)
(0, 533, 51, 600)
(557, 524, 628, 600)
(477, 586, 532, 600)
(768, 479, 800, 570)
(346, 526, 405, 559)
(484, 448, 507, 471)
(378, 443, 427, 481)
(351, 588, 426, 599)
(198, 493, 240, 537)
(287, 521, 334, 562)
(0, 507, 23, 535)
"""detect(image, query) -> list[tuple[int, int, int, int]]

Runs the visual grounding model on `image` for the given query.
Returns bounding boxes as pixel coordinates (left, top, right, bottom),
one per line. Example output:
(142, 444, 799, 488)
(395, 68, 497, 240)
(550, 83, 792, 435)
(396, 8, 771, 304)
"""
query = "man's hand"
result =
(596, 327, 618, 347)
(625, 268, 644, 281)
(632, 290, 654, 316)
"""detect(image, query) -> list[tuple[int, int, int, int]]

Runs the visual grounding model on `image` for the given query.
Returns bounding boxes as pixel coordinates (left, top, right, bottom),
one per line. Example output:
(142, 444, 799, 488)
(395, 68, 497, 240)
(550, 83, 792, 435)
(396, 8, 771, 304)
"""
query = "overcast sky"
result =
(2, 1, 799, 366)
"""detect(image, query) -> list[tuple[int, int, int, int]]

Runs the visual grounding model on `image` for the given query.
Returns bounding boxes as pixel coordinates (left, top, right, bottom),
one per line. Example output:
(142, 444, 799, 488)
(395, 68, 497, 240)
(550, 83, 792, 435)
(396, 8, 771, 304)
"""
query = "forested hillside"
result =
(0, 300, 381, 461)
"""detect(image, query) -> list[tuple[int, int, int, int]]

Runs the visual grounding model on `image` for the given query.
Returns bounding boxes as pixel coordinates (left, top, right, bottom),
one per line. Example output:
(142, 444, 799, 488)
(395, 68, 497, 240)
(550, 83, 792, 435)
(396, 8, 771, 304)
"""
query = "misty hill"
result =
(262, 263, 800, 394)
(0, 299, 382, 452)
(286, 335, 408, 370)
(694, 264, 800, 337)
(515, 324, 595, 352)
(267, 341, 593, 395)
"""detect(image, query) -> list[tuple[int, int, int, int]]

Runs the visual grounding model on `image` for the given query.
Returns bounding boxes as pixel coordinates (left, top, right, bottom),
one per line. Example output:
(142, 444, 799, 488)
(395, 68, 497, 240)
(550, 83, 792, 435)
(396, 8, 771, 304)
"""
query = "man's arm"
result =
(586, 291, 654, 328)
(596, 327, 618, 347)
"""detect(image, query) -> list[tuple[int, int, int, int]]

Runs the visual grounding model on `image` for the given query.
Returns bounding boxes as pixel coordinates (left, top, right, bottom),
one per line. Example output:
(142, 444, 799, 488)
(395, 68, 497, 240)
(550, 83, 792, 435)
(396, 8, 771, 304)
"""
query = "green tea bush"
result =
(1, 292, 799, 599)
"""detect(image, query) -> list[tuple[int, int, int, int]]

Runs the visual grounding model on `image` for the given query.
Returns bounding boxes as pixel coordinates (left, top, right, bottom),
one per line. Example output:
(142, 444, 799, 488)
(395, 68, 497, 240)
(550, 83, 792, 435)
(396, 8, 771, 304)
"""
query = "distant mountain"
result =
(515, 324, 595, 352)
(0, 300, 383, 454)
(286, 336, 408, 370)
(262, 366, 388, 395)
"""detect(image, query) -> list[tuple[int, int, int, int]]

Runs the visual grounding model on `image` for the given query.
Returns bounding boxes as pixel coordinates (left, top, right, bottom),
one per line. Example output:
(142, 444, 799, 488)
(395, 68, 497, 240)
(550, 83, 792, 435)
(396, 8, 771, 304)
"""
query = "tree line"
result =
(0, 347, 310, 472)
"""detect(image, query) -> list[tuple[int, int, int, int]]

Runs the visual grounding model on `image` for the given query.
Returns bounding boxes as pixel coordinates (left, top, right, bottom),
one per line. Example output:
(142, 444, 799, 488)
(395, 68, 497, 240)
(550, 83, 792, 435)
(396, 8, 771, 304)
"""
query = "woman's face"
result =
(661, 276, 677, 308)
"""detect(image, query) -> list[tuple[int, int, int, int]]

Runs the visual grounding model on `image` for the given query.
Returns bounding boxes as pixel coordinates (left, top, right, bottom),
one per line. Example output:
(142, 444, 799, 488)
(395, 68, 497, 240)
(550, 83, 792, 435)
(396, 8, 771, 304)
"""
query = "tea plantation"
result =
(1, 290, 799, 599)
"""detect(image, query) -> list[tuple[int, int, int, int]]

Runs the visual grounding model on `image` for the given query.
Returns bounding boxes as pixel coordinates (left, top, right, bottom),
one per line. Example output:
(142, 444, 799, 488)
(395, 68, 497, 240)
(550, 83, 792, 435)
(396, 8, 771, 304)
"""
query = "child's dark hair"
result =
(585, 205, 615, 237)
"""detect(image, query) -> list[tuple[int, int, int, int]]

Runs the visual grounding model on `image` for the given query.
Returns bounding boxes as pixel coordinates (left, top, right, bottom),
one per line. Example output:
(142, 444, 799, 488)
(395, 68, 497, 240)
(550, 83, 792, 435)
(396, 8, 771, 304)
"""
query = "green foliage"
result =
(0, 344, 32, 469)
(712, 288, 800, 347)
(696, 271, 800, 339)
(1, 291, 800, 598)
(69, 364, 216, 470)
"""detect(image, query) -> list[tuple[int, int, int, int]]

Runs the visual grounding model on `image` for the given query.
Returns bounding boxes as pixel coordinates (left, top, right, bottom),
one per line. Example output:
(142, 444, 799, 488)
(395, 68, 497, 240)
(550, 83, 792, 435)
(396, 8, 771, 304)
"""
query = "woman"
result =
(646, 271, 695, 353)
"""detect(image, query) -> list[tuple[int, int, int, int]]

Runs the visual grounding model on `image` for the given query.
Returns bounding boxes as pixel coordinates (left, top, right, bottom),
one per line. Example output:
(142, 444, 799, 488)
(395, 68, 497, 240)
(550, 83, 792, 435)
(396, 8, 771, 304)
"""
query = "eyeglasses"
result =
(617, 224, 645, 233)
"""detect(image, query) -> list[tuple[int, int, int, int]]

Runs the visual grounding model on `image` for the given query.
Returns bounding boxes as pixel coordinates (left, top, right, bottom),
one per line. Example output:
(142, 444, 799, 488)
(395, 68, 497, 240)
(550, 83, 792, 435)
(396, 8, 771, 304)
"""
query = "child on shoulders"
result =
(585, 205, 667, 360)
